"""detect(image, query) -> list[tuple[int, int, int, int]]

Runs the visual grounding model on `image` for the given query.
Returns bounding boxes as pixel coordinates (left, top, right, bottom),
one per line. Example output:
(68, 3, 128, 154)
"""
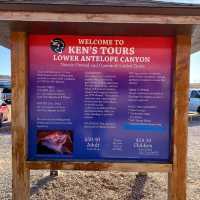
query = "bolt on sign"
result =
(28, 35, 173, 162)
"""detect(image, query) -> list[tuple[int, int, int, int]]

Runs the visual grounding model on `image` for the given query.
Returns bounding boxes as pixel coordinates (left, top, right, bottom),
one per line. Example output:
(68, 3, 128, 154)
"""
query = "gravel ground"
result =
(0, 117, 200, 200)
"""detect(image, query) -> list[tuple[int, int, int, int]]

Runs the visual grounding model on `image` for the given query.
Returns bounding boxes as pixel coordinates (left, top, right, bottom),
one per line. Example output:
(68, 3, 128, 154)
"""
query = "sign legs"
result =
(11, 32, 30, 200)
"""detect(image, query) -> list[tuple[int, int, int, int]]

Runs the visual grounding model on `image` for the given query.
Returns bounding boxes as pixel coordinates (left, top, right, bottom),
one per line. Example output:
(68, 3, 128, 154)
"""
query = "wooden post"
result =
(168, 34, 191, 200)
(11, 32, 29, 200)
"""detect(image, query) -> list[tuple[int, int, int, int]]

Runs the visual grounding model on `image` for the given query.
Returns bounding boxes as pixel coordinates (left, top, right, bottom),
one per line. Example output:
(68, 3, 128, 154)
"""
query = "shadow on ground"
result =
(188, 116, 200, 127)
(128, 173, 147, 200)
(30, 175, 56, 196)
(0, 122, 11, 135)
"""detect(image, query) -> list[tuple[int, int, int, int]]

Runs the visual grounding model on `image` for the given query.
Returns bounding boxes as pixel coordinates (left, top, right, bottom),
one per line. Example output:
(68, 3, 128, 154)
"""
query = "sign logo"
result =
(50, 38, 65, 53)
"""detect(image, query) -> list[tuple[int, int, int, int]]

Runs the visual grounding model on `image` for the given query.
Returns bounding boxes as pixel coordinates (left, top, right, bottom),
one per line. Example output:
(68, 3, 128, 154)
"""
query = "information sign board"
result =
(28, 35, 173, 162)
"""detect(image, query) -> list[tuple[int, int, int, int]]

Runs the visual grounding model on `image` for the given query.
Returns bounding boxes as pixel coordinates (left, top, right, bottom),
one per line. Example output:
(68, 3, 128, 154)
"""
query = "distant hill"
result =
(0, 75, 11, 88)
(0, 75, 11, 80)
(190, 83, 200, 89)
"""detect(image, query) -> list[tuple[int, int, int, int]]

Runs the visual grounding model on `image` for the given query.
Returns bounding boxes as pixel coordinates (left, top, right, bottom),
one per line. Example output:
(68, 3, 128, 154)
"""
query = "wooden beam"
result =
(11, 32, 29, 200)
(26, 161, 172, 172)
(168, 34, 191, 200)
(0, 11, 200, 24)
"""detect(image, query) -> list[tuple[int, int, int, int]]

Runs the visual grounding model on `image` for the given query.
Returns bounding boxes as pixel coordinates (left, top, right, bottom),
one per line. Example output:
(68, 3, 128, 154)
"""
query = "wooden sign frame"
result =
(11, 21, 191, 200)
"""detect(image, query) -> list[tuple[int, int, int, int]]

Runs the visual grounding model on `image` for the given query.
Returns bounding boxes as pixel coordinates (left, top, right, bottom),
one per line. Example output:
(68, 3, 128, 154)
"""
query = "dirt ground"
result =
(0, 117, 200, 200)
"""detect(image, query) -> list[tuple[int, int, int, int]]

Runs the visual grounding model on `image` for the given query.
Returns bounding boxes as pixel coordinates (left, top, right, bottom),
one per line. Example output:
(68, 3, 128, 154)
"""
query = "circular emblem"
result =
(50, 38, 65, 53)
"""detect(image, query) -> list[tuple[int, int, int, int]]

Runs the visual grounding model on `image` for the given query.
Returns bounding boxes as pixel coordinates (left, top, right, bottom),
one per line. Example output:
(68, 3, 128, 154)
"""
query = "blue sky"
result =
(0, 45, 200, 83)
(190, 51, 200, 83)
(0, 46, 11, 76)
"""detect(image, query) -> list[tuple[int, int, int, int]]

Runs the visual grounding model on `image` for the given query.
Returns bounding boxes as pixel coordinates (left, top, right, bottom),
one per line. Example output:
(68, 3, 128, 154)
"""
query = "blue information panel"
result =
(28, 35, 174, 162)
